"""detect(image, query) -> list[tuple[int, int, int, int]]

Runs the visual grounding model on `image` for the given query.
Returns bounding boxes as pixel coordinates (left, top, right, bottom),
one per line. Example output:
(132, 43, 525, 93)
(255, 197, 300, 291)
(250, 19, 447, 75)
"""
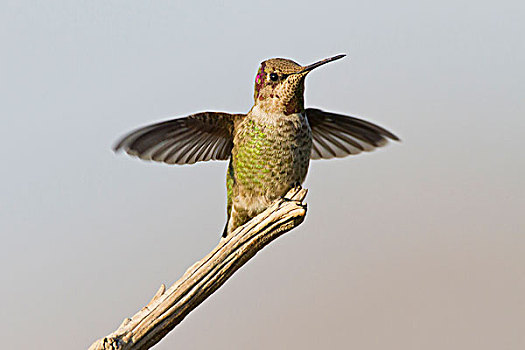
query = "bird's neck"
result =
(252, 94, 304, 117)
(248, 103, 304, 127)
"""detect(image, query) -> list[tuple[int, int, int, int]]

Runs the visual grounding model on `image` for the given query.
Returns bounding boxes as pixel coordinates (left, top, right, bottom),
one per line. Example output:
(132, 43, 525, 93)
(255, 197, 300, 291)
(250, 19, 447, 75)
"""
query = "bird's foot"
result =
(283, 183, 303, 201)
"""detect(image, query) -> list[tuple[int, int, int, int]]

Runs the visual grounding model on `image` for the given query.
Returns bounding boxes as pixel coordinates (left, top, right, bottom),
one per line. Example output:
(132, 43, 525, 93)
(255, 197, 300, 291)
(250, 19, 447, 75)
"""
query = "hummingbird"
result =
(114, 54, 399, 237)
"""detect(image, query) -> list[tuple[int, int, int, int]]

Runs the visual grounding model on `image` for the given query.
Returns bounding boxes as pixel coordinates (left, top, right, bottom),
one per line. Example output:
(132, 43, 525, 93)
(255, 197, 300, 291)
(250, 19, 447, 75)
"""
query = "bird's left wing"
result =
(306, 108, 399, 159)
(114, 112, 244, 165)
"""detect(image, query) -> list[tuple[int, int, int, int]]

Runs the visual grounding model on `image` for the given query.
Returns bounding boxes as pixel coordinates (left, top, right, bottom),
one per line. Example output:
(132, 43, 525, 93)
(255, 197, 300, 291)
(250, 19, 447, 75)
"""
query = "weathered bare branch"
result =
(88, 186, 308, 350)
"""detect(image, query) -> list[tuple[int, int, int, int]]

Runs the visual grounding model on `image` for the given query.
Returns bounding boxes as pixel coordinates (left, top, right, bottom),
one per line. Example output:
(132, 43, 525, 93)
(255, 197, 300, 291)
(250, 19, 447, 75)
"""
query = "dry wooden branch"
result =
(88, 186, 308, 350)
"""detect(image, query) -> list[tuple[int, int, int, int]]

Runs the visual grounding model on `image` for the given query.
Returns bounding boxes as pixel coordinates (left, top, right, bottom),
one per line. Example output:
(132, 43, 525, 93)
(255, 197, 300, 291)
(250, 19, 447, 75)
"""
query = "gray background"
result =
(1, 1, 524, 349)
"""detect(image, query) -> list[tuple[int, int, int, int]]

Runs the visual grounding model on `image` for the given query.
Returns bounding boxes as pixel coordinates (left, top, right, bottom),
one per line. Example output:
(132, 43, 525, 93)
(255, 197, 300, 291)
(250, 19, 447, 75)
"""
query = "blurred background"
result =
(1, 1, 523, 349)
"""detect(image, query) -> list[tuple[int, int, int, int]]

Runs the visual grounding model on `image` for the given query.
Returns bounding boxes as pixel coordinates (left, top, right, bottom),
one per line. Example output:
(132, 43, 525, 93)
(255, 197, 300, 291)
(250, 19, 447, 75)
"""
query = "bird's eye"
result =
(269, 73, 279, 81)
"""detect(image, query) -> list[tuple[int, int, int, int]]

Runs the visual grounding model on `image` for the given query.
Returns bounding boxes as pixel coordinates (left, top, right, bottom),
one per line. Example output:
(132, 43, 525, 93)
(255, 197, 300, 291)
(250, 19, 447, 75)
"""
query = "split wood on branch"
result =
(88, 186, 308, 350)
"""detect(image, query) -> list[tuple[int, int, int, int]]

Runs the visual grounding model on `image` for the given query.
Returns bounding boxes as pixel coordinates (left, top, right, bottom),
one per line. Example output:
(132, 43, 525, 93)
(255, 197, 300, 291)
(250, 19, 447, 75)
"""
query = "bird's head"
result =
(253, 54, 345, 115)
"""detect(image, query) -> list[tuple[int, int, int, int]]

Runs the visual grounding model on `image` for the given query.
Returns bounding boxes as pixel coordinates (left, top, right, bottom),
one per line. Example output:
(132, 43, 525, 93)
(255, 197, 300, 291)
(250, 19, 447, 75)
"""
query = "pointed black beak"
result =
(297, 54, 346, 74)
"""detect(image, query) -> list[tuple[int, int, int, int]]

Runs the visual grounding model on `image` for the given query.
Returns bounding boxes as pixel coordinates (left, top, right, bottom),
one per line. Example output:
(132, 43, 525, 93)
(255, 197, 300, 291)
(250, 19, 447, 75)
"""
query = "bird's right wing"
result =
(114, 112, 244, 165)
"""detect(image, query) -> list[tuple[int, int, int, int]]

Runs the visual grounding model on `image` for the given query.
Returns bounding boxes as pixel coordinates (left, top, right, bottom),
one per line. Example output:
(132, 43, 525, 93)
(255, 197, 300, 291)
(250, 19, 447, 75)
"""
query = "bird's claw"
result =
(283, 183, 303, 201)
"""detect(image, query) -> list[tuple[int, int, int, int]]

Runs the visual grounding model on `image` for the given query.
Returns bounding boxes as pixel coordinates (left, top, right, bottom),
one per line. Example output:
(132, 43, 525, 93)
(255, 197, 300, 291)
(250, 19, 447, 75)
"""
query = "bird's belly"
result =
(231, 116, 312, 212)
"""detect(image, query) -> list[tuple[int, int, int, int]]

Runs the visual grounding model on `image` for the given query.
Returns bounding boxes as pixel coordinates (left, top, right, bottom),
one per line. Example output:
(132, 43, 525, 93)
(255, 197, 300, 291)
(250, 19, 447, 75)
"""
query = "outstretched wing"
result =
(306, 108, 399, 160)
(114, 112, 244, 165)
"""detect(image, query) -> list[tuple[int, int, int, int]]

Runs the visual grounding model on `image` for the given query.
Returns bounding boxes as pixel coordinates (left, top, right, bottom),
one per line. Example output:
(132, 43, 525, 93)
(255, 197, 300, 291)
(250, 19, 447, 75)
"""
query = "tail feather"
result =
(222, 221, 229, 238)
